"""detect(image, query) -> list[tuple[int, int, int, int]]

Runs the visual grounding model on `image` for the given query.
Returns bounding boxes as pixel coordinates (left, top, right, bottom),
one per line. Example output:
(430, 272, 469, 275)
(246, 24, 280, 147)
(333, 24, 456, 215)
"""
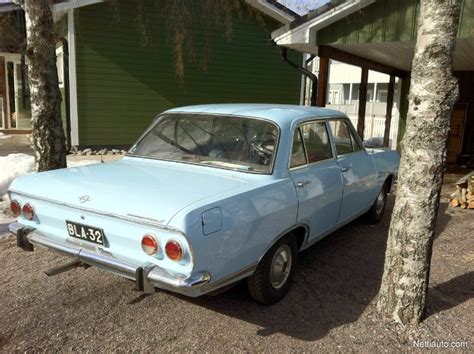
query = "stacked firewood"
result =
(450, 172, 474, 209)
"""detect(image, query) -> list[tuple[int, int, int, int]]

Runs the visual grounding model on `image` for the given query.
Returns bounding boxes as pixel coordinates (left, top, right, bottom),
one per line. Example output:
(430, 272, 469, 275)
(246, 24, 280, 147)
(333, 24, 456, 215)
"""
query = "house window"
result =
(328, 90, 340, 105)
(377, 89, 388, 102)
(56, 46, 64, 87)
(6, 59, 31, 129)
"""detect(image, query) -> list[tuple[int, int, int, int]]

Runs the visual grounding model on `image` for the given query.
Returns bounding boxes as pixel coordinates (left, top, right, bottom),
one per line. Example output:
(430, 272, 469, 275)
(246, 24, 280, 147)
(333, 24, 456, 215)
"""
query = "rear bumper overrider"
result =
(9, 222, 211, 297)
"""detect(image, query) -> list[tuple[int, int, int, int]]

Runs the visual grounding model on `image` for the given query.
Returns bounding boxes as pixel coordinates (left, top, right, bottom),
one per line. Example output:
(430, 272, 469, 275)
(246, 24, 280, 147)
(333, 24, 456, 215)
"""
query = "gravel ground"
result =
(0, 181, 472, 351)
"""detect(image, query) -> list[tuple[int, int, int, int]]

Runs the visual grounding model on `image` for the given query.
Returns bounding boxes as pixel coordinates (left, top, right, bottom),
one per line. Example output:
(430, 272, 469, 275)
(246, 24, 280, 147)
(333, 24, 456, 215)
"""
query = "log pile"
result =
(450, 172, 474, 209)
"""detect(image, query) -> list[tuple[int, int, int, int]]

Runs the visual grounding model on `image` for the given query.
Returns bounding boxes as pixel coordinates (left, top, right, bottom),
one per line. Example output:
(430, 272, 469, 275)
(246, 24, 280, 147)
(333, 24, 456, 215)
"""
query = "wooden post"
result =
(383, 75, 396, 147)
(317, 57, 329, 107)
(357, 68, 368, 139)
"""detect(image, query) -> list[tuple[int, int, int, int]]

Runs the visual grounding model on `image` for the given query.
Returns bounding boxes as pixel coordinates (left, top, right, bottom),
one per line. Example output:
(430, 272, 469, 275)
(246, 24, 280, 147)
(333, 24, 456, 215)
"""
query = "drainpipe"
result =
(59, 37, 72, 151)
(280, 47, 318, 106)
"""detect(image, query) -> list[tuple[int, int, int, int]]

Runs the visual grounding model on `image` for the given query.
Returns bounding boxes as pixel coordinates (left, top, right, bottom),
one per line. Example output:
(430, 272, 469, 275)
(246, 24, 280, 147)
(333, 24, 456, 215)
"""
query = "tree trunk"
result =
(377, 0, 461, 324)
(23, 0, 67, 171)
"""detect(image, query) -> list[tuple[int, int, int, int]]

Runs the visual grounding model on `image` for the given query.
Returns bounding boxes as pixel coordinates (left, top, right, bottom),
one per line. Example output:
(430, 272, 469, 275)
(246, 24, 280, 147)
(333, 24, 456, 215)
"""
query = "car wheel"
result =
(365, 183, 388, 224)
(247, 234, 297, 305)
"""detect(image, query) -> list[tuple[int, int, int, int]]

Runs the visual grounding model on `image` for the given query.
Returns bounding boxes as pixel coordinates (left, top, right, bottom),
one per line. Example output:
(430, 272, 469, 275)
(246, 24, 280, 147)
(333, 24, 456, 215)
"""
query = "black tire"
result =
(247, 234, 297, 305)
(365, 183, 388, 224)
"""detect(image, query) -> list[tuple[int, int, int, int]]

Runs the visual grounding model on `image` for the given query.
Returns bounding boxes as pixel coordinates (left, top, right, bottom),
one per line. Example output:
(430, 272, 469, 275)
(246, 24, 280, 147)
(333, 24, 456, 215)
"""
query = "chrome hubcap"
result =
(375, 190, 385, 215)
(270, 245, 292, 289)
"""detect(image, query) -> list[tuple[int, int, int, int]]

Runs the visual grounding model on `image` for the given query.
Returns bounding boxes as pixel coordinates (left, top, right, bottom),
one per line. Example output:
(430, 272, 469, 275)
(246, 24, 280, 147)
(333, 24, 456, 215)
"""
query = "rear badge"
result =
(79, 195, 91, 203)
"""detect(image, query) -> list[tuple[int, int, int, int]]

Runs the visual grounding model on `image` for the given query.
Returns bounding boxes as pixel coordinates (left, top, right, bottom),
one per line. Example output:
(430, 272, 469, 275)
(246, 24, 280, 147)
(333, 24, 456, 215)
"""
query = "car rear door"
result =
(289, 120, 344, 242)
(327, 118, 378, 224)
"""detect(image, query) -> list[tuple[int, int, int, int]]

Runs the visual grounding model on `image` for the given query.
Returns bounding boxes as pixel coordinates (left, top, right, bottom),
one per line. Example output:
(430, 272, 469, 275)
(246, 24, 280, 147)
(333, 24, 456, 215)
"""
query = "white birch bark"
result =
(21, 0, 67, 171)
(377, 0, 461, 324)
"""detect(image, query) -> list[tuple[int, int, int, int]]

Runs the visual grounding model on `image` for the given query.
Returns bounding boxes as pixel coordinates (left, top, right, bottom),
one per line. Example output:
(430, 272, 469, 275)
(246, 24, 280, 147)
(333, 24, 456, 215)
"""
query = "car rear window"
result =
(129, 113, 279, 174)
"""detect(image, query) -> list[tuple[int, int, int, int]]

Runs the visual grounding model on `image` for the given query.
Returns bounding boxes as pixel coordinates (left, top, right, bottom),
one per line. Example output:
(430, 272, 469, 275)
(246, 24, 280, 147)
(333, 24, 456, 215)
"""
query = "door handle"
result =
(296, 181, 312, 188)
(340, 166, 351, 172)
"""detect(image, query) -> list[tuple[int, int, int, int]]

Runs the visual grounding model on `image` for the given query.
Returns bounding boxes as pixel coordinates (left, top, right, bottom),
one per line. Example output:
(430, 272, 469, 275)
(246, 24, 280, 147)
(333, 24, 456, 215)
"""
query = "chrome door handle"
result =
(340, 166, 351, 172)
(296, 181, 312, 188)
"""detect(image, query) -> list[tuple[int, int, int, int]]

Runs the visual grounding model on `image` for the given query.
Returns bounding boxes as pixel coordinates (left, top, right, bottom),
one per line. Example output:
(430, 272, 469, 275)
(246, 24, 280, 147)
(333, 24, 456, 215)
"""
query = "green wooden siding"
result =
(75, 1, 301, 146)
(317, 0, 473, 45)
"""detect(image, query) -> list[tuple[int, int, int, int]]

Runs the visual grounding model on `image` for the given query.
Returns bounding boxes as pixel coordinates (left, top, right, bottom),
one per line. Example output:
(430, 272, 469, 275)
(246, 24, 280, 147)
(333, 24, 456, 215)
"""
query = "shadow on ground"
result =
(181, 197, 460, 341)
(427, 271, 474, 317)
(183, 197, 397, 341)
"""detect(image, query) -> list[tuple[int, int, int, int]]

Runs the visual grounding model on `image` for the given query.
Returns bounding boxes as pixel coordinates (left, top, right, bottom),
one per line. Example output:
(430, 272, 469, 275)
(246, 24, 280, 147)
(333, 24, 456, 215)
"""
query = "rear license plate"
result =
(66, 220, 105, 245)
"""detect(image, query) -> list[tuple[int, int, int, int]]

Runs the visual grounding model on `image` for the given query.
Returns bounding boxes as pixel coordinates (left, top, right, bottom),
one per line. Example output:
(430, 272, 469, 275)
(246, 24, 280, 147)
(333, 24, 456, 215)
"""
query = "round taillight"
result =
(22, 203, 34, 220)
(141, 234, 159, 256)
(10, 200, 21, 217)
(165, 240, 183, 261)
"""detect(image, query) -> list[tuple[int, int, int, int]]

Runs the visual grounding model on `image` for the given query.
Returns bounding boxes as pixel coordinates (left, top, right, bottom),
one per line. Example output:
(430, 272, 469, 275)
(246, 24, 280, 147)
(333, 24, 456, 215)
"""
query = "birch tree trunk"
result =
(23, 0, 67, 171)
(377, 0, 461, 324)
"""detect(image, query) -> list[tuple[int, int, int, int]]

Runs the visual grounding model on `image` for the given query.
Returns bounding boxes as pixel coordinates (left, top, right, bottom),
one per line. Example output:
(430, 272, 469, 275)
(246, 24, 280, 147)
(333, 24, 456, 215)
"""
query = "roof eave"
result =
(272, 0, 375, 49)
(245, 0, 296, 25)
(0, 0, 103, 14)
(53, 0, 103, 12)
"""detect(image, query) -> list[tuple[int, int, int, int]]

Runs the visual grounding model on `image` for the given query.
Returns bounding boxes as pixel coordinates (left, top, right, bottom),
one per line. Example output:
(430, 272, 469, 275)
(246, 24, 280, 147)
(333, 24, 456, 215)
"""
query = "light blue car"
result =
(9, 104, 399, 304)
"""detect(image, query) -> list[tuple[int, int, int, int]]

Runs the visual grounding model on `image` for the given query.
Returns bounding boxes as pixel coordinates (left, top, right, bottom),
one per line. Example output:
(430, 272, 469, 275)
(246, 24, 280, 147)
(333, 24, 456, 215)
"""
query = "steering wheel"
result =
(249, 132, 277, 165)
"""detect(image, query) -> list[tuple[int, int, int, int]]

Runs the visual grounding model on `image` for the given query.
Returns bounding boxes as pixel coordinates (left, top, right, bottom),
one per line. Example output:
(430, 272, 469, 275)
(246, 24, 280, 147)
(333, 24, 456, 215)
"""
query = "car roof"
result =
(164, 103, 346, 127)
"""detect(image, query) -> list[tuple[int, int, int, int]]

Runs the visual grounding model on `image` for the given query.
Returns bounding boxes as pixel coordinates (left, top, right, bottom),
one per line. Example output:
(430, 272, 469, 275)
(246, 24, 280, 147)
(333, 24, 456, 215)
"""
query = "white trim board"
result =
(67, 9, 79, 146)
(272, 0, 375, 49)
(54, 0, 103, 13)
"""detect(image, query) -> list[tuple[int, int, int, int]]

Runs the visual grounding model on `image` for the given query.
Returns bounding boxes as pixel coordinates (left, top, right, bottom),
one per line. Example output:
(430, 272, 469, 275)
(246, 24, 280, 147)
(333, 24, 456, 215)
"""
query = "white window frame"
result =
(68, 9, 79, 146)
(0, 53, 31, 130)
(56, 46, 65, 88)
(0, 97, 4, 129)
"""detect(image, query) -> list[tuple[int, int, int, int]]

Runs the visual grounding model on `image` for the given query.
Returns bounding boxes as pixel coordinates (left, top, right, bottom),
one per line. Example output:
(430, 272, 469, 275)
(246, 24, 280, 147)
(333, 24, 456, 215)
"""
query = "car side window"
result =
(300, 121, 333, 163)
(290, 128, 307, 168)
(329, 120, 354, 155)
(349, 126, 363, 152)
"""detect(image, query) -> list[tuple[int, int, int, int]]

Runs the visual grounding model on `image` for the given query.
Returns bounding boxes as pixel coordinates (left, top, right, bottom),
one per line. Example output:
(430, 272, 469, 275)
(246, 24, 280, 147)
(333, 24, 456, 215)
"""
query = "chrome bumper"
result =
(9, 223, 211, 297)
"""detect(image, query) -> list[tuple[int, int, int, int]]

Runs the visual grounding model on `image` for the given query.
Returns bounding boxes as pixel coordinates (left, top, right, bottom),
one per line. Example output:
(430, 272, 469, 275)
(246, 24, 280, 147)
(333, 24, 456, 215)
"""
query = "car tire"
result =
(365, 183, 388, 224)
(247, 234, 297, 305)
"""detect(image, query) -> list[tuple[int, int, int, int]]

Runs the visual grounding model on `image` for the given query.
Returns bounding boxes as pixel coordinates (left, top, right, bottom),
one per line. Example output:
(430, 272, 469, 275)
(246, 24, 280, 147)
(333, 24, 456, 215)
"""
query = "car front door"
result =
(289, 120, 344, 242)
(328, 119, 378, 224)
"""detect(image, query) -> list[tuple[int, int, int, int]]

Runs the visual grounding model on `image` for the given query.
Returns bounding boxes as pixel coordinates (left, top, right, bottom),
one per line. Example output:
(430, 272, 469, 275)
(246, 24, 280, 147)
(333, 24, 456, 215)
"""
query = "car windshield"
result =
(128, 113, 279, 174)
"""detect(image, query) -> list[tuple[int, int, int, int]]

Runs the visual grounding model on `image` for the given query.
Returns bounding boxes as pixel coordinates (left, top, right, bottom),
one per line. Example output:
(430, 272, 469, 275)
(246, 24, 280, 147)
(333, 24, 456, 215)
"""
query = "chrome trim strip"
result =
(28, 229, 81, 258)
(11, 223, 256, 296)
(23, 229, 211, 293)
(289, 155, 337, 171)
(8, 190, 184, 234)
(78, 249, 137, 280)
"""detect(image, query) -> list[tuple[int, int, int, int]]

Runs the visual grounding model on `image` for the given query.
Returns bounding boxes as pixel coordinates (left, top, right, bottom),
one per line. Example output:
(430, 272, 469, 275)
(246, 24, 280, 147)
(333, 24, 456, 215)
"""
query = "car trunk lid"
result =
(9, 158, 247, 224)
